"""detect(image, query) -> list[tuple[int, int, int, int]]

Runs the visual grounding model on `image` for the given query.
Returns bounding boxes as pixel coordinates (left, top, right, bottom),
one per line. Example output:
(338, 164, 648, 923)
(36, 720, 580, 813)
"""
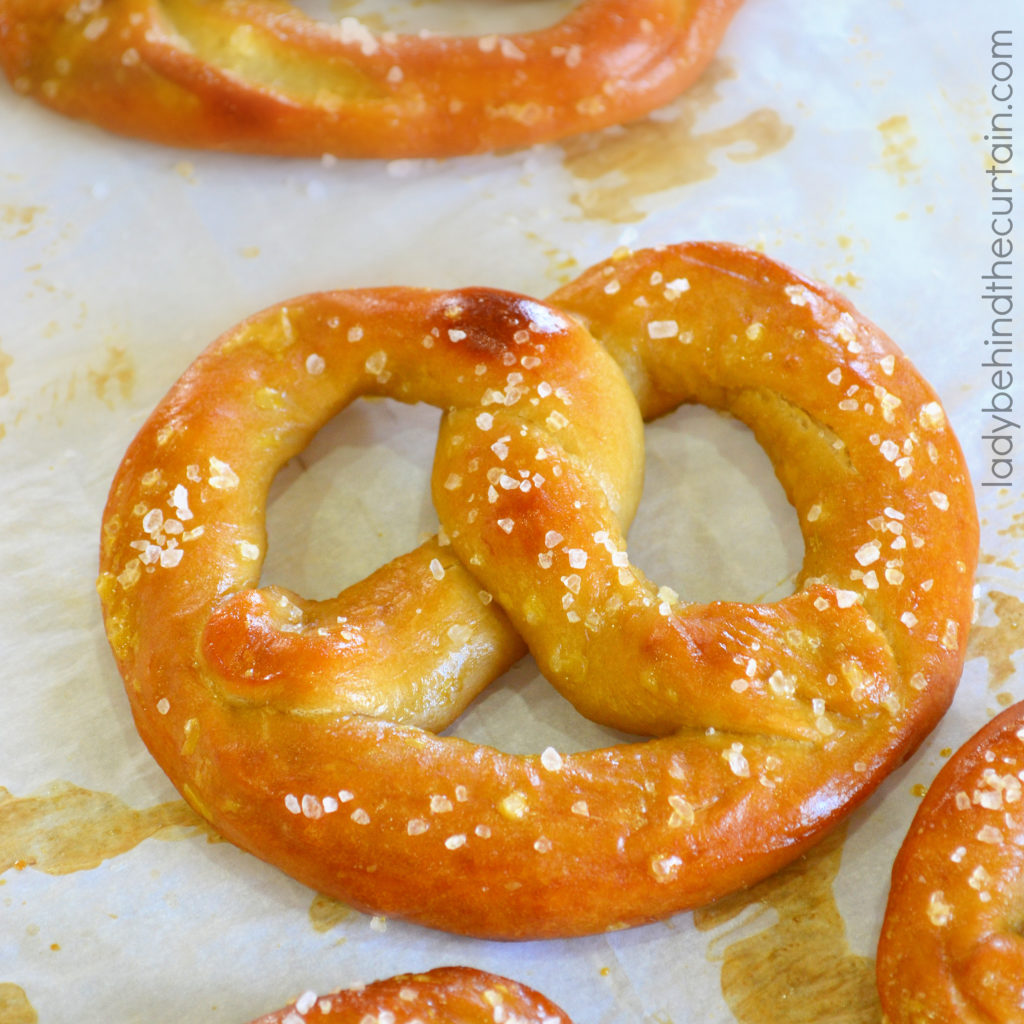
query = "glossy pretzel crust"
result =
(247, 967, 573, 1024)
(877, 701, 1024, 1024)
(0, 0, 744, 157)
(97, 243, 977, 939)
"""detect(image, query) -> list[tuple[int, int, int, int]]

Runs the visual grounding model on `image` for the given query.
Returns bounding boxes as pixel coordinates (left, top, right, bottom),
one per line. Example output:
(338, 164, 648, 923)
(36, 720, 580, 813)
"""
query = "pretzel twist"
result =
(877, 700, 1024, 1024)
(97, 242, 977, 939)
(0, 0, 744, 158)
(246, 967, 573, 1024)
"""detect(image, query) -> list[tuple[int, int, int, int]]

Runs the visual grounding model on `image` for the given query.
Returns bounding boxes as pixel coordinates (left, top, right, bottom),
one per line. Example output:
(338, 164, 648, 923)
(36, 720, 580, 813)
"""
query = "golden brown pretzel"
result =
(0, 0, 744, 158)
(246, 967, 574, 1024)
(877, 701, 1024, 1023)
(97, 242, 976, 939)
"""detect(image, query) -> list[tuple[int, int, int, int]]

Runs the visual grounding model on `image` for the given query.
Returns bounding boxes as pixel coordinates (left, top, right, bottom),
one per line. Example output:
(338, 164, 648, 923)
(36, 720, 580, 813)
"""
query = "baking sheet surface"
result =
(2, 1, 1023, 1021)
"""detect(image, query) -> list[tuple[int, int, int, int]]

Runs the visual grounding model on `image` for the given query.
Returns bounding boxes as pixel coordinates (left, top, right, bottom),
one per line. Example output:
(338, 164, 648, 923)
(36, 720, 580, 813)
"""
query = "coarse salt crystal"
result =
(647, 320, 679, 340)
(855, 541, 881, 566)
(567, 548, 588, 569)
(208, 456, 239, 490)
(540, 747, 563, 771)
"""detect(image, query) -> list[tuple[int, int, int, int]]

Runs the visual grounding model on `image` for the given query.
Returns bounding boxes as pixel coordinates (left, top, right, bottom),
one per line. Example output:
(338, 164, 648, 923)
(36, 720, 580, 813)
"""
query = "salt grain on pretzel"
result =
(877, 700, 1024, 1024)
(0, 0, 744, 158)
(98, 242, 976, 939)
(246, 967, 573, 1024)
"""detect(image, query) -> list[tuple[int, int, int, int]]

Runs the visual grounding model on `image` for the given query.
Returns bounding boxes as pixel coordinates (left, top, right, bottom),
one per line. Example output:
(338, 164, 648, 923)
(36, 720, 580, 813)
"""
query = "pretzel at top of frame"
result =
(0, 0, 745, 158)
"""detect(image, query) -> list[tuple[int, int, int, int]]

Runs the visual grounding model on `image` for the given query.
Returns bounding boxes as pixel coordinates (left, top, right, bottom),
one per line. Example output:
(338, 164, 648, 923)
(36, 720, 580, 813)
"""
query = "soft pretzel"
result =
(0, 0, 744, 158)
(877, 701, 1024, 1023)
(246, 967, 573, 1024)
(97, 242, 977, 939)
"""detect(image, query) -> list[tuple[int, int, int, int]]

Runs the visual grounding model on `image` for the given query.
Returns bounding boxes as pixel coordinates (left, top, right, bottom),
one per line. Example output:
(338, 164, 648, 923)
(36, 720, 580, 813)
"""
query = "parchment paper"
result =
(2, 2, 1023, 1021)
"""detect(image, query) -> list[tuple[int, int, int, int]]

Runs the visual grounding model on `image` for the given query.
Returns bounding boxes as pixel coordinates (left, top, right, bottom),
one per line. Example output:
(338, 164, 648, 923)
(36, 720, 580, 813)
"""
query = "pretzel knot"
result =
(247, 967, 574, 1024)
(97, 242, 977, 940)
(877, 700, 1024, 1024)
(0, 0, 744, 158)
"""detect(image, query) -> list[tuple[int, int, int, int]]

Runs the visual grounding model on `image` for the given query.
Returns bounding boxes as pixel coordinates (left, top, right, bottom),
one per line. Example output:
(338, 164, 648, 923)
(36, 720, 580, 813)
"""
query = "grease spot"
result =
(173, 160, 197, 183)
(523, 231, 580, 286)
(833, 271, 862, 289)
(88, 345, 136, 408)
(694, 825, 880, 1023)
(562, 61, 793, 223)
(0, 205, 45, 240)
(979, 550, 1020, 570)
(877, 115, 920, 184)
(0, 985, 36, 1024)
(309, 891, 356, 932)
(999, 508, 1024, 539)
(967, 590, 1024, 691)
(0, 781, 209, 876)
(0, 344, 11, 397)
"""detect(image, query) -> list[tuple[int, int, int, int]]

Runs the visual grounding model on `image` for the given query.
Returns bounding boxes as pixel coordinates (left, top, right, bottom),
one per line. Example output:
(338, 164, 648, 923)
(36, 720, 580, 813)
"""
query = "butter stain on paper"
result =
(561, 60, 793, 223)
(0, 781, 208, 876)
(0, 345, 11, 398)
(0, 341, 12, 442)
(694, 824, 881, 1023)
(0, 985, 37, 1024)
(0, 205, 45, 240)
(1, 342, 136, 439)
(309, 892, 356, 933)
(998, 506, 1024, 539)
(876, 115, 920, 185)
(87, 344, 136, 409)
(967, 590, 1024, 703)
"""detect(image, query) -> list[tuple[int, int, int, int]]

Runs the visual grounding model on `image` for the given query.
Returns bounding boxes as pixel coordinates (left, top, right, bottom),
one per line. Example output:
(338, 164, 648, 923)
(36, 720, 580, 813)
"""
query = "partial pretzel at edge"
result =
(877, 700, 1024, 1024)
(246, 967, 575, 1024)
(0, 0, 745, 158)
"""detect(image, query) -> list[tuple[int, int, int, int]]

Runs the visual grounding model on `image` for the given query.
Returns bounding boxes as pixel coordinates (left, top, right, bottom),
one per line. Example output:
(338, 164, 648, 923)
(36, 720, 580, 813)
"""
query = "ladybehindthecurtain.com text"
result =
(981, 28, 1018, 488)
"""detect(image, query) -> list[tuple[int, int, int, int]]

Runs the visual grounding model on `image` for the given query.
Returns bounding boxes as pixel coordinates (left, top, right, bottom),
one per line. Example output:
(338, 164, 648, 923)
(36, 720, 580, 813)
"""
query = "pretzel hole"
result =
(628, 404, 803, 604)
(293, 0, 581, 35)
(261, 397, 441, 599)
(161, 0, 384, 101)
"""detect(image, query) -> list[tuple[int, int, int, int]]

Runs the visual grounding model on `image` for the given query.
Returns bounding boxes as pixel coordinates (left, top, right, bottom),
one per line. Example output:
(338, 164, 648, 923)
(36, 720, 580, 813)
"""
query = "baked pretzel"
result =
(0, 0, 744, 158)
(97, 242, 977, 939)
(246, 967, 573, 1024)
(877, 701, 1024, 1023)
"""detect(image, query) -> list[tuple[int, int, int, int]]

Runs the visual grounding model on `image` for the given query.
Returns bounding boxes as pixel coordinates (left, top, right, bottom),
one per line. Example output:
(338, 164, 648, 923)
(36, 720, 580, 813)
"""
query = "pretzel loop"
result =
(100, 285, 642, 726)
(0, 0, 744, 157)
(98, 243, 976, 939)
(515, 242, 976, 750)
